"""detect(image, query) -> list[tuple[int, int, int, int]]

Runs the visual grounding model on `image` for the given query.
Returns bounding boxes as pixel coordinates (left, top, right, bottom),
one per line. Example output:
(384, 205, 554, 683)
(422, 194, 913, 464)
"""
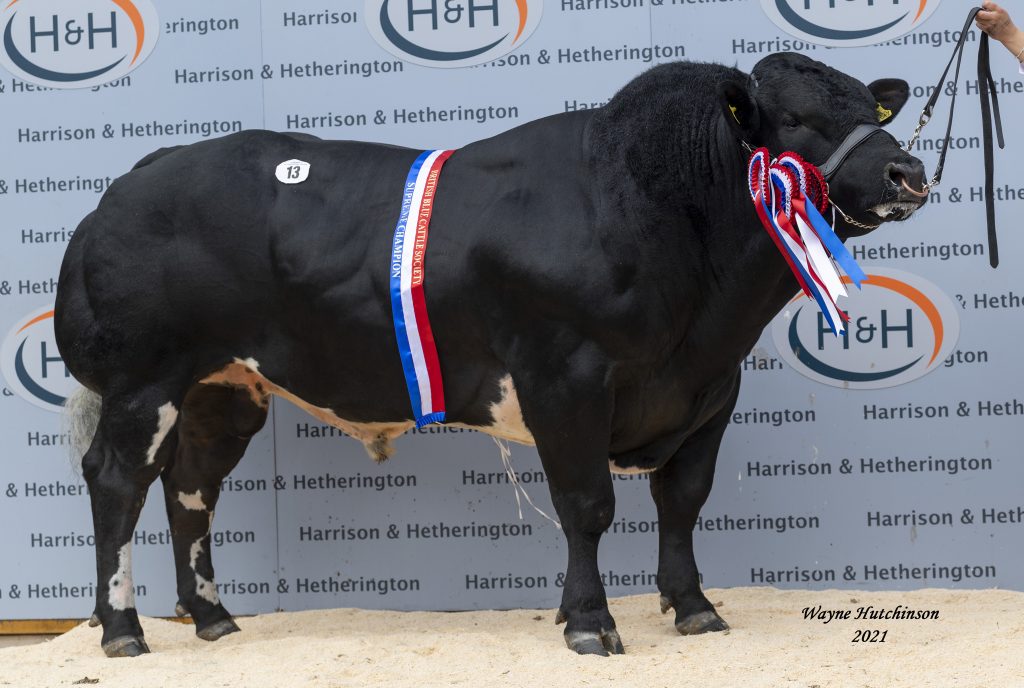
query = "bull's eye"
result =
(782, 115, 800, 130)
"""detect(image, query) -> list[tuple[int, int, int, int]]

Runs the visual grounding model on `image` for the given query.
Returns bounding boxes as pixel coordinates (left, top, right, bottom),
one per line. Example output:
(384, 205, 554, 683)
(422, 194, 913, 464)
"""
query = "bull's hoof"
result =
(675, 610, 729, 636)
(196, 618, 241, 642)
(564, 629, 625, 656)
(102, 635, 151, 658)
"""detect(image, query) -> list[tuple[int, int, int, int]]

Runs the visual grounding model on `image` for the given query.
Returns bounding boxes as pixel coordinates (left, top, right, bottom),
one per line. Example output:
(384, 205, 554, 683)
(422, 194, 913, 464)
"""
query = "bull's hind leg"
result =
(160, 383, 268, 641)
(649, 380, 738, 636)
(82, 387, 182, 657)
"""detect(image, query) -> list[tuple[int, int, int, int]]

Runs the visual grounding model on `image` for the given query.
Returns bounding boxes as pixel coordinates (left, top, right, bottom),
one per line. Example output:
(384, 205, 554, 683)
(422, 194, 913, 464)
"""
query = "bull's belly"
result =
(200, 359, 535, 461)
(200, 359, 649, 475)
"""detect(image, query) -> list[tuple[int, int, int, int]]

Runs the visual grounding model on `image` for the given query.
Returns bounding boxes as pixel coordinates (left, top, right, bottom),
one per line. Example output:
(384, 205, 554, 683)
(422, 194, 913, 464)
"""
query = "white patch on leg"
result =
(189, 540, 220, 606)
(608, 460, 656, 475)
(178, 490, 206, 511)
(145, 402, 179, 465)
(107, 543, 135, 611)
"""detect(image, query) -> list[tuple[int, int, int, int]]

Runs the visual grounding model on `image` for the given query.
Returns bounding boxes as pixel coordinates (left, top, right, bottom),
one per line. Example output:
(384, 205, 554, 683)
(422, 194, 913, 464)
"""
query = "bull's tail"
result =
(63, 387, 102, 475)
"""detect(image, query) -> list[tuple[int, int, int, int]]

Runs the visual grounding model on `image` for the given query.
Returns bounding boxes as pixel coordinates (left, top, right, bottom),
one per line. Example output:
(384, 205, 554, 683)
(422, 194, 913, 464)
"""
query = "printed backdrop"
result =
(0, 0, 1021, 620)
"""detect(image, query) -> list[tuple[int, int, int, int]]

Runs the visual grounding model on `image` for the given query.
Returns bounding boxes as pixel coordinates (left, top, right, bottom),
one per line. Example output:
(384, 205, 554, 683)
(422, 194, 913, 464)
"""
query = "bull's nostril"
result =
(886, 162, 927, 197)
(884, 162, 905, 188)
(884, 163, 901, 188)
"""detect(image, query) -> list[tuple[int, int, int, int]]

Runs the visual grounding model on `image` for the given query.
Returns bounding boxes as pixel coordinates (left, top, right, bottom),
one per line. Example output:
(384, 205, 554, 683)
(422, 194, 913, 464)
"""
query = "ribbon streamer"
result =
(748, 148, 866, 337)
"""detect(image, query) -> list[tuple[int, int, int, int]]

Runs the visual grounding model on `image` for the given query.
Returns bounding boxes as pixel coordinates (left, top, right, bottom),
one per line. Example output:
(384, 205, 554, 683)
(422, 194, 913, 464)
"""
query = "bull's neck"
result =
(693, 118, 806, 340)
(595, 109, 802, 355)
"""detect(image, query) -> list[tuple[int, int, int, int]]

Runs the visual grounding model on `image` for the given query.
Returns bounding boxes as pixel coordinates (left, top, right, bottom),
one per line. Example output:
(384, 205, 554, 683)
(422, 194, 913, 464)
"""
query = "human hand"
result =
(976, 1, 1018, 44)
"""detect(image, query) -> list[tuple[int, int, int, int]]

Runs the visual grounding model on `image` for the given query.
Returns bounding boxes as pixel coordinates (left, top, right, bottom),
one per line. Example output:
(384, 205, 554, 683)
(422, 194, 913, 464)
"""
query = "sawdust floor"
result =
(1, 587, 1021, 688)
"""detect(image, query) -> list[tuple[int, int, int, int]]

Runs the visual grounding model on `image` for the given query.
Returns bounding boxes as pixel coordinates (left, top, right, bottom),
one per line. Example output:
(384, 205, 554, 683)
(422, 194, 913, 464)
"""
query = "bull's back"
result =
(55, 131, 423, 391)
(56, 115, 603, 413)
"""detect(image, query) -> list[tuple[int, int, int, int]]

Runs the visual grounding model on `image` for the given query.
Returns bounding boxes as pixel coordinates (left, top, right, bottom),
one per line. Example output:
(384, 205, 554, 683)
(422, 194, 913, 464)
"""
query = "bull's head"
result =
(719, 52, 927, 237)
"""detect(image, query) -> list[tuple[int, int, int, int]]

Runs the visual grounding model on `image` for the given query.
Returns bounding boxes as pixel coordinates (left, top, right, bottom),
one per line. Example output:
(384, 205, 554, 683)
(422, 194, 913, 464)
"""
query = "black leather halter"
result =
(813, 7, 1005, 260)
(818, 123, 884, 181)
(742, 8, 1005, 250)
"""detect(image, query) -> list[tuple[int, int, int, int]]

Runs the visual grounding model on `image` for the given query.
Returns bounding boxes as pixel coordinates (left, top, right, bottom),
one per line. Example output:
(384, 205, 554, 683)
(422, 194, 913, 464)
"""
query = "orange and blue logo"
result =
(0, 0, 159, 89)
(365, 0, 542, 68)
(771, 268, 960, 389)
(760, 0, 941, 48)
(1, 305, 80, 412)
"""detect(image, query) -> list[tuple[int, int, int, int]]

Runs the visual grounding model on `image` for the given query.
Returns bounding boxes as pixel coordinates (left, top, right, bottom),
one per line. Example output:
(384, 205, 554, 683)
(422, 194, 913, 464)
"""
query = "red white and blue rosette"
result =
(748, 148, 866, 336)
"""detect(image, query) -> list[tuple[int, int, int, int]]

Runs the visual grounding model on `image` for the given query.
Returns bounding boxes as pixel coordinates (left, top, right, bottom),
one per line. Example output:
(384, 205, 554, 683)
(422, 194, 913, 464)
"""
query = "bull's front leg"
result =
(525, 381, 622, 656)
(549, 468, 621, 655)
(648, 379, 738, 636)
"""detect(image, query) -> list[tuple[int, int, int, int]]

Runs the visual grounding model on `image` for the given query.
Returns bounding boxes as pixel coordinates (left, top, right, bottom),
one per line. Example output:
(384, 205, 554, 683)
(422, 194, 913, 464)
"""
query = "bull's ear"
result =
(718, 79, 759, 141)
(868, 79, 910, 126)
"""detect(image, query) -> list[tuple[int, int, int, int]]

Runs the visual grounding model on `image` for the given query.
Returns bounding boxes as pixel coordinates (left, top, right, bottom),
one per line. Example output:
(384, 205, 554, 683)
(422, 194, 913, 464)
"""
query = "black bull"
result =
(55, 53, 927, 658)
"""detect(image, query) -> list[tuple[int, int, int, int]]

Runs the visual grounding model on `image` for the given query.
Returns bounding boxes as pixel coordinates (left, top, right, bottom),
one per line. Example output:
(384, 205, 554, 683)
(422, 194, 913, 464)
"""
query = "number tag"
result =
(275, 159, 311, 185)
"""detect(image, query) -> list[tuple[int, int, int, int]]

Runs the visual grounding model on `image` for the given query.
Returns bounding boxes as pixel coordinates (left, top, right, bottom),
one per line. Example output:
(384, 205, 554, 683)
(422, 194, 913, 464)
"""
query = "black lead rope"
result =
(977, 35, 1005, 268)
(908, 7, 1005, 267)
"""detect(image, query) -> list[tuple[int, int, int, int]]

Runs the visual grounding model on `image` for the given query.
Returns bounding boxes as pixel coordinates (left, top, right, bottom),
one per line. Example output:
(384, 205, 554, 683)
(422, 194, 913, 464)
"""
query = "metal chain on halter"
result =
(830, 200, 880, 231)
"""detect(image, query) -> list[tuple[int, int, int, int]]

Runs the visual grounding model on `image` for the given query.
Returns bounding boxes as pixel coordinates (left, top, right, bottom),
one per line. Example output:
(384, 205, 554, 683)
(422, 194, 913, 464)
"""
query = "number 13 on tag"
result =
(275, 159, 311, 184)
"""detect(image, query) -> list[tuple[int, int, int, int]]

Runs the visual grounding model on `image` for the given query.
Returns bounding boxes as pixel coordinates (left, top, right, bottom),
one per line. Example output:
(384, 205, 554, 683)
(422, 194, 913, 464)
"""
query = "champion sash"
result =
(389, 150, 454, 428)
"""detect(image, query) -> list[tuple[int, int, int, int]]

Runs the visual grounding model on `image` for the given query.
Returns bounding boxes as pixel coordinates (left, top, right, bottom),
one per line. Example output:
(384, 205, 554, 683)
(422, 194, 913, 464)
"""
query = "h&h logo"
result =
(771, 268, 960, 389)
(760, 0, 942, 48)
(1, 305, 80, 412)
(365, 0, 542, 68)
(0, 0, 159, 89)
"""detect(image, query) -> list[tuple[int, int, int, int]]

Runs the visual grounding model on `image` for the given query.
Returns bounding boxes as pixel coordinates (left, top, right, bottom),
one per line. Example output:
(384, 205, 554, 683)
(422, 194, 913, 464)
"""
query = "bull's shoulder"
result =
(427, 111, 684, 348)
(447, 111, 597, 192)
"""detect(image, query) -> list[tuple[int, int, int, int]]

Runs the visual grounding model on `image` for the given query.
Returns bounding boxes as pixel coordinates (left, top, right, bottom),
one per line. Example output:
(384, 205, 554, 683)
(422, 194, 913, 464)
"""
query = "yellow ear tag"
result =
(729, 104, 741, 124)
(876, 103, 892, 123)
